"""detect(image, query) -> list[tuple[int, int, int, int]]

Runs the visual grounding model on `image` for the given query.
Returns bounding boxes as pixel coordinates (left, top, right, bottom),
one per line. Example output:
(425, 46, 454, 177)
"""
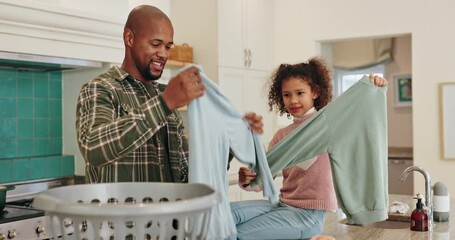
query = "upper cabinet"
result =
(218, 0, 273, 71)
(217, 0, 275, 145)
(0, 0, 124, 63)
(169, 0, 276, 179)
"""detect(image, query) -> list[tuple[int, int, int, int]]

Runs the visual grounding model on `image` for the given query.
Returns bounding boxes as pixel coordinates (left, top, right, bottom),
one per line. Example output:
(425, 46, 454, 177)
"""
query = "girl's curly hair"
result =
(267, 57, 333, 115)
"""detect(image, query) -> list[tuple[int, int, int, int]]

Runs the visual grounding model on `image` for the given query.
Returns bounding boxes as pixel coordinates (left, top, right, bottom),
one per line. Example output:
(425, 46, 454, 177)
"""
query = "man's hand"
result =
(244, 112, 264, 134)
(161, 66, 206, 110)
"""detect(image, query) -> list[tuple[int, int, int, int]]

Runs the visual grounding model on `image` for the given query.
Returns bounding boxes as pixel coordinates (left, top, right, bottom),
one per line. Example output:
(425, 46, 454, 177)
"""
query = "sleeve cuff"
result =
(158, 95, 172, 115)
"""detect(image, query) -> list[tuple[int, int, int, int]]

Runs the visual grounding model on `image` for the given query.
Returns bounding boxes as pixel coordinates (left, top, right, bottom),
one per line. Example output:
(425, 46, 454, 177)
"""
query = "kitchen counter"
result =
(321, 194, 453, 240)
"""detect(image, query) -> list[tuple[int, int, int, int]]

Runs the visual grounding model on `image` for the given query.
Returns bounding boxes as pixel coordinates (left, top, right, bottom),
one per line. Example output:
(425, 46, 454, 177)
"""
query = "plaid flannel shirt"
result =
(76, 66, 188, 183)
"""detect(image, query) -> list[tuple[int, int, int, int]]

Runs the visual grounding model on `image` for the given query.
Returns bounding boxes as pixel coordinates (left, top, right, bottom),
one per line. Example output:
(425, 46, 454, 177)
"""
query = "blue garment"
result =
(186, 65, 278, 239)
(231, 200, 326, 240)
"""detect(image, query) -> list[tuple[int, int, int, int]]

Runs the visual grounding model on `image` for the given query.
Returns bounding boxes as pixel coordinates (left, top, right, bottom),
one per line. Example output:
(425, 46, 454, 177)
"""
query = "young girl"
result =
(230, 57, 387, 239)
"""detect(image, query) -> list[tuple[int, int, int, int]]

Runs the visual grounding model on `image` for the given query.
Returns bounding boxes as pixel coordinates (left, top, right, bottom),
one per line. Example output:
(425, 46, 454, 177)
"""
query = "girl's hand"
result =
(238, 166, 257, 187)
(244, 112, 264, 134)
(369, 74, 388, 87)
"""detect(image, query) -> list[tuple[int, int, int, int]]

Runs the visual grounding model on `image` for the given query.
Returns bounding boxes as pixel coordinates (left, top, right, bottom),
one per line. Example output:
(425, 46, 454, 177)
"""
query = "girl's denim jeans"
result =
(229, 199, 326, 240)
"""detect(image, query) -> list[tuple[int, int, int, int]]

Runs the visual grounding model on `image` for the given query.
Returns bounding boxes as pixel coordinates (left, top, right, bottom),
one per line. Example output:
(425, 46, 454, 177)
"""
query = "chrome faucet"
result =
(400, 166, 433, 230)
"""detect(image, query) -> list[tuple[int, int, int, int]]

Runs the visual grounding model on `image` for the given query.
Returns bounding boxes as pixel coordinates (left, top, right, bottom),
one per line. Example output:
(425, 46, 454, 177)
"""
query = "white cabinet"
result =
(218, 0, 273, 71)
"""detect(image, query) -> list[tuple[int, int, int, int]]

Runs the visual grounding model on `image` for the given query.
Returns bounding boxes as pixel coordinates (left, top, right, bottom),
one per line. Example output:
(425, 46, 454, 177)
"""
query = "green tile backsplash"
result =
(0, 67, 73, 183)
(0, 155, 75, 183)
(0, 98, 17, 118)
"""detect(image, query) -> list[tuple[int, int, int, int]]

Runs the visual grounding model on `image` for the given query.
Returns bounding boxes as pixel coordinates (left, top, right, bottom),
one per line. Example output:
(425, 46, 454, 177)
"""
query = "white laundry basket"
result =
(32, 182, 220, 240)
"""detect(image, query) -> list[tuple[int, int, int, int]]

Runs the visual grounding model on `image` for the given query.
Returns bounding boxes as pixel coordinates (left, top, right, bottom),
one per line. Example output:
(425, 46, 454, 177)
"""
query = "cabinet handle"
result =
(244, 48, 248, 68)
(244, 49, 253, 68)
(248, 49, 252, 68)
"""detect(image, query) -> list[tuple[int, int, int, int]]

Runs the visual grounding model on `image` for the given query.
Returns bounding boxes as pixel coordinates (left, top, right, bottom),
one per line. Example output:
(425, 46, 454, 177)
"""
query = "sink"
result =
(340, 219, 410, 229)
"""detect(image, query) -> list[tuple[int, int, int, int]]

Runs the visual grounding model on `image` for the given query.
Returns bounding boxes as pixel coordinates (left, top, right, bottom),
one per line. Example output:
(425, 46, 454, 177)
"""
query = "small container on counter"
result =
(433, 181, 450, 222)
(411, 193, 429, 231)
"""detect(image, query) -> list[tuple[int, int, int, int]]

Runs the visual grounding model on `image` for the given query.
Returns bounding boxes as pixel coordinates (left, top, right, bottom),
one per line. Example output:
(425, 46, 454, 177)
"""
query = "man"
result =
(76, 5, 262, 183)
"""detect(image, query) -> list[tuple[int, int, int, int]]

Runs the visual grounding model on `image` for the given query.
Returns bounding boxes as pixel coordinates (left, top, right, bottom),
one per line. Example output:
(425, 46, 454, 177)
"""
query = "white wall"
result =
(274, 0, 455, 195)
(169, 0, 218, 81)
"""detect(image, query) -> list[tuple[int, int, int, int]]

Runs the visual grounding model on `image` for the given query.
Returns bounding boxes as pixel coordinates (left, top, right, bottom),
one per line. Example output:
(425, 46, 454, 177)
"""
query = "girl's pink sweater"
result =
(269, 109, 338, 211)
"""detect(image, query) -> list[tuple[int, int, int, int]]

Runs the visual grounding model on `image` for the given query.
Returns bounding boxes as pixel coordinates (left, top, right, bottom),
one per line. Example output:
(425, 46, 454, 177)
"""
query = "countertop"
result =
(320, 194, 452, 239)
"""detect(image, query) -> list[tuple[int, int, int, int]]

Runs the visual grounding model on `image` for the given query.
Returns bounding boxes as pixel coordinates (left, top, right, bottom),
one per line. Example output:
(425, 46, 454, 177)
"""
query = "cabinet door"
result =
(218, 67, 247, 177)
(244, 70, 274, 146)
(218, 0, 273, 71)
(218, 67, 246, 112)
(244, 0, 273, 71)
(218, 0, 245, 69)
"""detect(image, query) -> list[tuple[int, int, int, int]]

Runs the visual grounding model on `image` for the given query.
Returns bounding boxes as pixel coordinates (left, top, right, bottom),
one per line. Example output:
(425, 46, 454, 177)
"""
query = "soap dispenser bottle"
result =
(434, 181, 450, 222)
(411, 193, 429, 231)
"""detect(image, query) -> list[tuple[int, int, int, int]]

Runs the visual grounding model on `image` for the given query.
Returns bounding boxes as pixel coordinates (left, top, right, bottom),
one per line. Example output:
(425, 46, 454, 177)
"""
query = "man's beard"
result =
(144, 65, 162, 81)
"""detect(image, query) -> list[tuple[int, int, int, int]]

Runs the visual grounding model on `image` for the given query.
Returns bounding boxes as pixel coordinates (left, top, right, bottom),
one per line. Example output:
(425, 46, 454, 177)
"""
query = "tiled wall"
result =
(0, 67, 74, 183)
(0, 155, 74, 183)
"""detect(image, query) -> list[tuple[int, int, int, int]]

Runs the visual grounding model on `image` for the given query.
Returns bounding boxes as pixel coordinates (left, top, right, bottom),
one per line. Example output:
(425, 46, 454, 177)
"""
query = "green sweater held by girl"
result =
(254, 75, 389, 225)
